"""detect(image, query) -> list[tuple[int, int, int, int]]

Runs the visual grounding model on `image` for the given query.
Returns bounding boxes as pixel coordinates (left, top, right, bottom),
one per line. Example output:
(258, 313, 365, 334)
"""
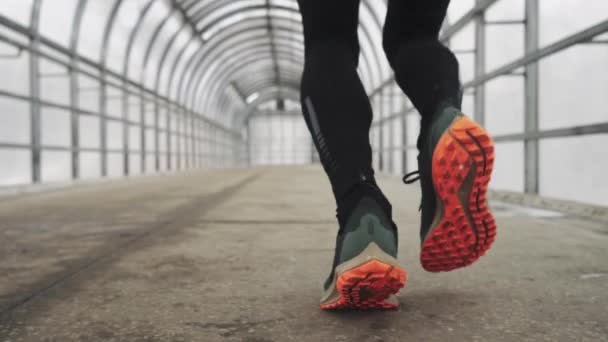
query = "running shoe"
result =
(320, 184, 407, 310)
(404, 106, 497, 272)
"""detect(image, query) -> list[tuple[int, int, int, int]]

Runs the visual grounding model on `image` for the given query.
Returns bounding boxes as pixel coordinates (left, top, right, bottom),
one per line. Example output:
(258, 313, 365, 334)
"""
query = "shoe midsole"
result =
(320, 242, 401, 305)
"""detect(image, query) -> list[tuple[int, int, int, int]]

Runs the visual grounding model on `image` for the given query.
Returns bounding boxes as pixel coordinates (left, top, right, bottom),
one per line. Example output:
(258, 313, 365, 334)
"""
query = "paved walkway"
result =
(0, 167, 606, 342)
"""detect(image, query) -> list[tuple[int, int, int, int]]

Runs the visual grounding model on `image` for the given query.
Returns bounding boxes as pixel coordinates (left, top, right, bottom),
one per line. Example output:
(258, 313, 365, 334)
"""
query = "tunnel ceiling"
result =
(173, 0, 389, 127)
(10, 0, 390, 129)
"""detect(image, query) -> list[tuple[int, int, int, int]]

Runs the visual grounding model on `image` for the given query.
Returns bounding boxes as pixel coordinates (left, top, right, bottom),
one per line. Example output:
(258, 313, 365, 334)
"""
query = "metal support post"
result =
(121, 90, 130, 176)
(474, 0, 486, 126)
(154, 98, 160, 171)
(100, 75, 108, 177)
(401, 101, 409, 174)
(166, 105, 172, 170)
(29, 0, 42, 183)
(378, 90, 384, 171)
(388, 87, 395, 173)
(140, 92, 147, 173)
(176, 108, 182, 170)
(524, 0, 540, 194)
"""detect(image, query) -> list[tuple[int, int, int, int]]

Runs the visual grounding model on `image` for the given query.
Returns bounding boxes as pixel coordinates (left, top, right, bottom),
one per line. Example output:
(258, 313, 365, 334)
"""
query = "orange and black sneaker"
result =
(320, 183, 407, 310)
(403, 105, 497, 272)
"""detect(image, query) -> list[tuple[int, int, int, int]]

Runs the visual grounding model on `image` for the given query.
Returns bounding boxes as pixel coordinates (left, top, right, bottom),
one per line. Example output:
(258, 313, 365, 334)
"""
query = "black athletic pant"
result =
(298, 0, 461, 203)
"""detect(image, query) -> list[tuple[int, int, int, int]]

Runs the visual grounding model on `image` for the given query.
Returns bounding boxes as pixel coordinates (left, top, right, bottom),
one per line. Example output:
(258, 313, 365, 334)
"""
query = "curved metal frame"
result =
(9, 0, 603, 197)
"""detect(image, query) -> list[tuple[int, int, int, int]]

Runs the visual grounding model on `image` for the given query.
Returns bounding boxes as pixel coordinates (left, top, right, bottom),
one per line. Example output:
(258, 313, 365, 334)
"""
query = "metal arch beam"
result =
(197, 57, 302, 116)
(192, 38, 305, 113)
(193, 46, 304, 115)
(193, 51, 304, 116)
(236, 69, 301, 95)
(190, 0, 298, 30)
(166, 19, 301, 105)
(188, 14, 380, 121)
(139, 4, 181, 171)
(178, 15, 379, 117)
(99, 0, 123, 177)
(167, 0, 385, 129)
(181, 0, 217, 15)
(240, 88, 301, 129)
(121, 0, 156, 173)
(237, 87, 301, 128)
(195, 4, 297, 35)
(220, 64, 302, 95)
(121, 0, 156, 83)
(159, 0, 208, 99)
(195, 51, 303, 131)
(162, 34, 199, 100)
(172, 20, 286, 113)
(181, 26, 308, 115)
(217, 68, 301, 107)
(175, 19, 308, 114)
(218, 67, 301, 106)
(184, 32, 305, 115)
(191, 0, 385, 76)
(184, 4, 381, 89)
(216, 74, 301, 116)
(264, 0, 282, 100)
(170, 8, 290, 113)
(151, 22, 190, 171)
(141, 8, 179, 83)
(68, 0, 89, 180)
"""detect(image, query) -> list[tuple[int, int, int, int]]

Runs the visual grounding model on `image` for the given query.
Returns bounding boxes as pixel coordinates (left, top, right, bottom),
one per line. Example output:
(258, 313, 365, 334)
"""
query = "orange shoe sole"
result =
(320, 259, 407, 310)
(421, 116, 497, 272)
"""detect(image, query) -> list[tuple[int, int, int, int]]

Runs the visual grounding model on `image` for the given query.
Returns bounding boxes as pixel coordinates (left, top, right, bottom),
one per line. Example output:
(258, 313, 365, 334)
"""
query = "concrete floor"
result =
(0, 166, 607, 342)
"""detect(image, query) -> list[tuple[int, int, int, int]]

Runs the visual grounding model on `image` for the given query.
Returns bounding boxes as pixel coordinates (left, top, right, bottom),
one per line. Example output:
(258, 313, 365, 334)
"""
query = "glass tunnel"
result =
(1, 1, 608, 340)
(0, 0, 607, 207)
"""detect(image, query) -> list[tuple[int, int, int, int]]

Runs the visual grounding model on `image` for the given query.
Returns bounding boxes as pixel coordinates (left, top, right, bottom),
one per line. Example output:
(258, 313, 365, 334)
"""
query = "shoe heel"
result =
(321, 243, 407, 310)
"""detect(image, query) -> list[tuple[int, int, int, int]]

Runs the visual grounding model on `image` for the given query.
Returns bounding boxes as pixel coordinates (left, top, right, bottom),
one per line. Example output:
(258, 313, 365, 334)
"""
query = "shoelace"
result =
(402, 170, 421, 184)
(403, 171, 423, 211)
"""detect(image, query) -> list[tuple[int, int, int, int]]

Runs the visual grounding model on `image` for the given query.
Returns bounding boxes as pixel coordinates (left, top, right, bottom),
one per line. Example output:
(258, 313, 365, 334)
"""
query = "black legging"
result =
(298, 0, 461, 202)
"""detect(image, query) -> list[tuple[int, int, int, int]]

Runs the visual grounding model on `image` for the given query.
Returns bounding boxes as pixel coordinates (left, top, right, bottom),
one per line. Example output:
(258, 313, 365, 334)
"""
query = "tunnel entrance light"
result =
(246, 92, 260, 104)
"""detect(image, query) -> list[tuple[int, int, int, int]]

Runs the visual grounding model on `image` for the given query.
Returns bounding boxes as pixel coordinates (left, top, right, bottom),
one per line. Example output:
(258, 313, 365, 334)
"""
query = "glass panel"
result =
(127, 0, 172, 81)
(39, 0, 79, 47)
(0, 149, 31, 185)
(107, 152, 123, 177)
(0, 97, 29, 144)
(0, 0, 34, 26)
(491, 141, 524, 192)
(129, 153, 141, 174)
(539, 46, 608, 130)
(80, 116, 100, 149)
(107, 0, 152, 74)
(447, 0, 475, 22)
(485, 78, 524, 136)
(144, 13, 185, 89)
(78, 74, 100, 113)
(80, 152, 101, 179)
(485, 0, 524, 21)
(41, 107, 70, 147)
(486, 25, 524, 71)
(540, 136, 608, 206)
(78, 0, 118, 62)
(107, 121, 123, 150)
(39, 60, 70, 105)
(41, 151, 70, 182)
(0, 45, 30, 96)
(540, 0, 608, 46)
